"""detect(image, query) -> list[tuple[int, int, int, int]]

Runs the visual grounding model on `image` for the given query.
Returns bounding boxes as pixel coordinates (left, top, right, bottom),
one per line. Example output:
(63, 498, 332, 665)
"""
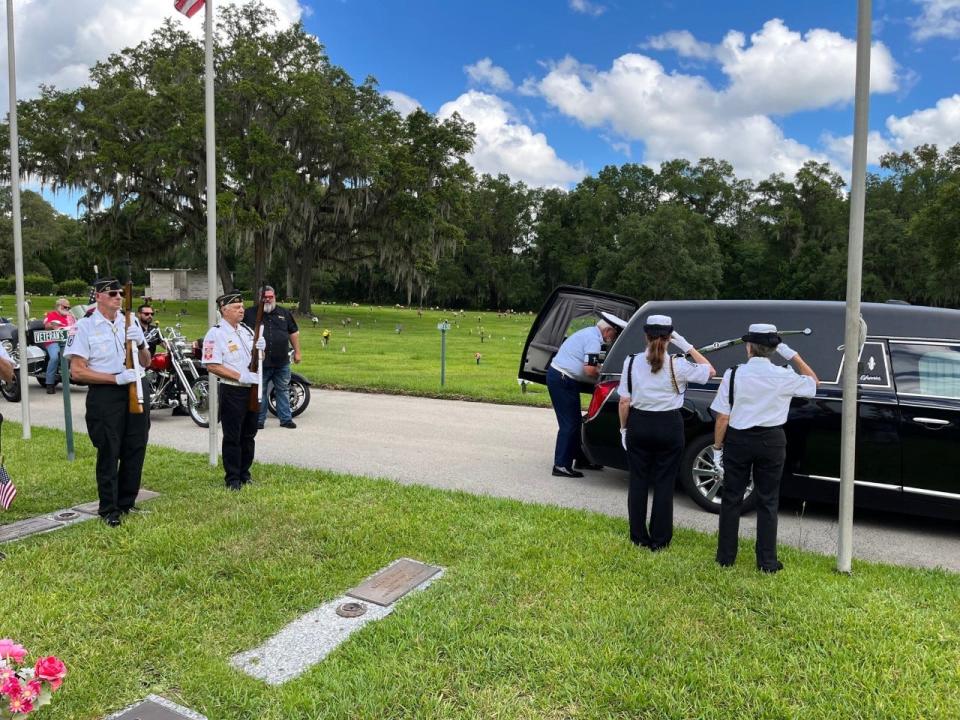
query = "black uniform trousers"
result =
(716, 426, 787, 570)
(625, 408, 684, 549)
(219, 384, 259, 489)
(86, 382, 151, 519)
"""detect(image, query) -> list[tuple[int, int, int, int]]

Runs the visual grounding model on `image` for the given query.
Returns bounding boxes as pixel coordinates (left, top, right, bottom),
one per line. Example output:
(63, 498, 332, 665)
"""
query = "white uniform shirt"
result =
(63, 309, 130, 374)
(618, 352, 711, 411)
(202, 322, 254, 386)
(710, 356, 817, 429)
(551, 326, 603, 382)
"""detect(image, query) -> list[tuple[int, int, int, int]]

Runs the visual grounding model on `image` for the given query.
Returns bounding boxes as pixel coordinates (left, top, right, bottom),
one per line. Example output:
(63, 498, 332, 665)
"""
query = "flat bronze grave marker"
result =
(0, 516, 61, 543)
(74, 488, 159, 516)
(106, 696, 205, 720)
(347, 558, 441, 607)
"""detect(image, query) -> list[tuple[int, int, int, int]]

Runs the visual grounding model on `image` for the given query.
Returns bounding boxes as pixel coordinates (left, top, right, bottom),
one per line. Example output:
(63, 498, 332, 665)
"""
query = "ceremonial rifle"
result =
(124, 262, 144, 414)
(696, 328, 812, 355)
(247, 288, 266, 411)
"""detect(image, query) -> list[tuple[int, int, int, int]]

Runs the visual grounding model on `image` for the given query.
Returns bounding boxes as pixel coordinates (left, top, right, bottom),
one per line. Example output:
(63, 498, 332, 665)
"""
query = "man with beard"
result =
(242, 286, 302, 429)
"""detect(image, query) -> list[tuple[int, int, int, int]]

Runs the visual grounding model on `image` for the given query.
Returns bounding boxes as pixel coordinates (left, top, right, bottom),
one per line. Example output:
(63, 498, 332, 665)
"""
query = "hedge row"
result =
(0, 276, 91, 296)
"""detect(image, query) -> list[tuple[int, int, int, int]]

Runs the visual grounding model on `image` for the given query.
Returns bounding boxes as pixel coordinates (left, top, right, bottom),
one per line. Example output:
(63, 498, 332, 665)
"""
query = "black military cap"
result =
(94, 278, 121, 292)
(216, 290, 244, 308)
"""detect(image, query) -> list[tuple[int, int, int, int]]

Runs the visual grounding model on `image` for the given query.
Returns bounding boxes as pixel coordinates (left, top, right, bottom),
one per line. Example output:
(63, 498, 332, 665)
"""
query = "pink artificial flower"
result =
(7, 693, 34, 714)
(0, 667, 14, 682)
(0, 640, 27, 664)
(0, 674, 23, 698)
(34, 655, 67, 690)
(23, 679, 42, 701)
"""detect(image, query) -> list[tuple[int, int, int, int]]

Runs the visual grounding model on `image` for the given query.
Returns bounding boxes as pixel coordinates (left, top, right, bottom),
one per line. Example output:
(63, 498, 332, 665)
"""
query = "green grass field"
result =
(1, 423, 959, 719)
(2, 296, 553, 407)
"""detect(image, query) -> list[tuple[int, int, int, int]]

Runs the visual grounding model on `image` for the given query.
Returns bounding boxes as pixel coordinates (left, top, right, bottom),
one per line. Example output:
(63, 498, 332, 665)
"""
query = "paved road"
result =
(14, 382, 960, 572)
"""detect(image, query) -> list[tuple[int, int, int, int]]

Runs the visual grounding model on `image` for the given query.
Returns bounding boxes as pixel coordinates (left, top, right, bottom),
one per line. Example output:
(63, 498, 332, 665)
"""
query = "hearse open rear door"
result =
(519, 285, 639, 387)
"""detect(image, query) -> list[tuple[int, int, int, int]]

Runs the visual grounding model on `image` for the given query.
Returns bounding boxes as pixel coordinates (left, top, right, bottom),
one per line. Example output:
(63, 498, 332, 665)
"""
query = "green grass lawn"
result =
(2, 295, 553, 407)
(2, 423, 959, 719)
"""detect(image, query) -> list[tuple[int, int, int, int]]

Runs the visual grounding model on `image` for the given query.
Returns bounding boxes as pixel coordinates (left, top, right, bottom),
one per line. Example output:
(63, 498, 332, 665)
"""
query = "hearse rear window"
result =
(891, 343, 960, 399)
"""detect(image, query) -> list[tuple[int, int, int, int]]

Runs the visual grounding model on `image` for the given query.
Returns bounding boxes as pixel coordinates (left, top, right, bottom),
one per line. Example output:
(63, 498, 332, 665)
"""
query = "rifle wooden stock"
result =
(247, 293, 266, 411)
(124, 280, 143, 414)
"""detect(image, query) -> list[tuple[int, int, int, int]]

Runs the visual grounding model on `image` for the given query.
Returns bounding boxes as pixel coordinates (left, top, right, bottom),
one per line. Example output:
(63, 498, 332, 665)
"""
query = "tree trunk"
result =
(253, 233, 267, 293)
(216, 254, 232, 296)
(297, 242, 316, 314)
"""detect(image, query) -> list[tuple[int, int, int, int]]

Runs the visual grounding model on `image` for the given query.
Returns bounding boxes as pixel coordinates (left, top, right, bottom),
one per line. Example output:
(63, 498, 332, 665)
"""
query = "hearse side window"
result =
(891, 343, 960, 399)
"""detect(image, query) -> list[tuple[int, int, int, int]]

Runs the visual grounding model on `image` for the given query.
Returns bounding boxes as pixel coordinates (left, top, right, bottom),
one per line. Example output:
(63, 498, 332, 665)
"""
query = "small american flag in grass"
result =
(0, 464, 15, 511)
(175, 0, 205, 18)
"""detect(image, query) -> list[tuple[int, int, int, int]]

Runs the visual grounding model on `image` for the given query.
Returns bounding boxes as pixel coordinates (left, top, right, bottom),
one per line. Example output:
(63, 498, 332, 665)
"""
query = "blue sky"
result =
(2, 0, 958, 212)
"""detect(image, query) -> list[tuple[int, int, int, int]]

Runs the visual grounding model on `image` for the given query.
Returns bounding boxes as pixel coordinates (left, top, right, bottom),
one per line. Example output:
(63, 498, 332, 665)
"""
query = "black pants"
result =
(546, 366, 588, 468)
(716, 426, 787, 569)
(86, 382, 151, 518)
(626, 408, 684, 549)
(219, 384, 259, 489)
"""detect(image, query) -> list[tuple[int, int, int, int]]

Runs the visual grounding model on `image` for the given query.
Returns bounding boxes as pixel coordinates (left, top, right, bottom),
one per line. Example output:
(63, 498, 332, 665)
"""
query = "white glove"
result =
(620, 428, 628, 451)
(712, 447, 724, 479)
(114, 368, 140, 385)
(255, 337, 266, 351)
(670, 331, 693, 353)
(126, 323, 146, 348)
(238, 369, 259, 385)
(776, 342, 798, 361)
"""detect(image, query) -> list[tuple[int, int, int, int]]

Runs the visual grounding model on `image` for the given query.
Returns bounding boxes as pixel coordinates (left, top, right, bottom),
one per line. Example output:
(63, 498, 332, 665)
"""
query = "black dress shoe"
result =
(256, 422, 265, 430)
(280, 421, 297, 429)
(573, 460, 603, 471)
(46, 385, 56, 394)
(102, 514, 122, 528)
(226, 483, 242, 492)
(648, 543, 670, 553)
(552, 465, 584, 478)
(716, 559, 735, 568)
(759, 561, 784, 574)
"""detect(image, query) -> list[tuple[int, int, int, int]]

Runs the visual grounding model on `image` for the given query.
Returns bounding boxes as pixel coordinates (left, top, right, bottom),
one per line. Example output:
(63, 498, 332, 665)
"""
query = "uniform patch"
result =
(203, 340, 215, 361)
(227, 342, 239, 353)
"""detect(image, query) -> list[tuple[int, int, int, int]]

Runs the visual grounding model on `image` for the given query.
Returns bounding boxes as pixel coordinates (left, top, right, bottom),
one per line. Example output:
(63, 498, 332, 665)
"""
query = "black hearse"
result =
(520, 286, 960, 520)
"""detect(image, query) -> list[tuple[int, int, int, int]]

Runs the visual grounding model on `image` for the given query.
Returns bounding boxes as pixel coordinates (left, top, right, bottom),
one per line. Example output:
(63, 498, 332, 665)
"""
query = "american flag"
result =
(175, 0, 205, 18)
(0, 465, 15, 511)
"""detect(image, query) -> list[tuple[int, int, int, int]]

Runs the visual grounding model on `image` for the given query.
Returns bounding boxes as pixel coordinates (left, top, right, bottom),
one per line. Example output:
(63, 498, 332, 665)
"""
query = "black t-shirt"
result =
(243, 306, 299, 367)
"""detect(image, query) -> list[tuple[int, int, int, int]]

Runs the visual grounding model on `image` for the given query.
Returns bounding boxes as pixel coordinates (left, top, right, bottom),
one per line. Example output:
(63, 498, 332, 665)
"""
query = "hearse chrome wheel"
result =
(681, 435, 757, 514)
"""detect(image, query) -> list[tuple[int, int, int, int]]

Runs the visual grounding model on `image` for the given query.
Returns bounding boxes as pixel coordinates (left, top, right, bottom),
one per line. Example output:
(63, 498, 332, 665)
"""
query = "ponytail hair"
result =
(646, 334, 670, 373)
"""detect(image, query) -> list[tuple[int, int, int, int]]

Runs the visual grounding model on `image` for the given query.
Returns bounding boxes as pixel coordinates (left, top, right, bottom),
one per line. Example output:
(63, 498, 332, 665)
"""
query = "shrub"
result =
(0, 276, 13, 294)
(24, 274, 55, 294)
(55, 278, 91, 296)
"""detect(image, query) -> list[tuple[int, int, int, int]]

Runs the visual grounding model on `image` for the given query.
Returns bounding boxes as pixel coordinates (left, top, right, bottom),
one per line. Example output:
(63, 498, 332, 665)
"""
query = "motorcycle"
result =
(144, 325, 209, 427)
(188, 347, 311, 427)
(0, 318, 51, 402)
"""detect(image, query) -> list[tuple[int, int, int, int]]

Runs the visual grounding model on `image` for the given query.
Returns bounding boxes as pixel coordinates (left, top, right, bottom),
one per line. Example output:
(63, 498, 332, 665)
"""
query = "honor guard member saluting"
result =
(202, 292, 266, 491)
(618, 316, 714, 551)
(547, 311, 627, 478)
(64, 278, 151, 527)
(711, 324, 819, 573)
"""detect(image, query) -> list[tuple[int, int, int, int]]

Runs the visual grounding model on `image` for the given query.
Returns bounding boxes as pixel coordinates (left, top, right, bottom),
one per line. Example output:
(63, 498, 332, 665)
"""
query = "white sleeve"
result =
(617, 356, 631, 400)
(710, 368, 732, 415)
(63, 321, 90, 359)
(678, 358, 711, 385)
(201, 329, 224, 366)
(791, 372, 818, 398)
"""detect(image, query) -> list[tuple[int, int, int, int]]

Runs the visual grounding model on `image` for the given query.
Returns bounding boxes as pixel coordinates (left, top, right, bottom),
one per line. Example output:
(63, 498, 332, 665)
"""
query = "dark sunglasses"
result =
(58, 305, 71, 310)
(140, 311, 154, 316)
(102, 290, 122, 297)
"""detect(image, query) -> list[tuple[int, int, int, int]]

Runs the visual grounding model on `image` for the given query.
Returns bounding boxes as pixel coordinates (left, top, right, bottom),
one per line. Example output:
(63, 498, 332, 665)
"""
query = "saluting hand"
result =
(776, 342, 798, 361)
(670, 331, 693, 353)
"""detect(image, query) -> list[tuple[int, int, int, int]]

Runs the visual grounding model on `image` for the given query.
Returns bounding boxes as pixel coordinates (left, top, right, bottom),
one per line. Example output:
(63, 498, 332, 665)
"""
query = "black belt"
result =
(629, 408, 681, 417)
(730, 425, 784, 433)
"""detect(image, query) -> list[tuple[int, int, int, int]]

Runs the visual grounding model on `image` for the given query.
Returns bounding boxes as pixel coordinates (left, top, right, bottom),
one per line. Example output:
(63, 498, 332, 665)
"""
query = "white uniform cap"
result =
(599, 311, 628, 330)
(646, 314, 672, 326)
(748, 323, 778, 334)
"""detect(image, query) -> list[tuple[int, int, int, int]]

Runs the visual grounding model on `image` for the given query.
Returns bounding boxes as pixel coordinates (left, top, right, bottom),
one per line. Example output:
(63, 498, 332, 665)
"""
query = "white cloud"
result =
(719, 19, 899, 115)
(569, 0, 605, 17)
(464, 58, 514, 92)
(910, 0, 960, 41)
(643, 30, 715, 60)
(437, 91, 584, 188)
(528, 19, 902, 181)
(383, 90, 422, 117)
(823, 94, 960, 170)
(0, 0, 304, 111)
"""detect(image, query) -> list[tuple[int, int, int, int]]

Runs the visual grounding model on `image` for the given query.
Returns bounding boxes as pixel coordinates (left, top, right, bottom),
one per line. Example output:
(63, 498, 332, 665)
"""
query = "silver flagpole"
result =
(838, 0, 872, 573)
(205, 0, 219, 465)
(6, 0, 30, 439)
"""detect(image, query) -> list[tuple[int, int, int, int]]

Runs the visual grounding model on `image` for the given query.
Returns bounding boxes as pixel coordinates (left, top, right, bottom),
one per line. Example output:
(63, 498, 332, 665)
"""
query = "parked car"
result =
(520, 286, 960, 520)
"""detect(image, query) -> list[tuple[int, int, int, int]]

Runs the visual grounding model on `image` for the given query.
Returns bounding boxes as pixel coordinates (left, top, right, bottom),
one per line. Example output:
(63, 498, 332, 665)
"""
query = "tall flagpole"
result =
(837, 0, 872, 573)
(205, 0, 219, 465)
(6, 0, 30, 439)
